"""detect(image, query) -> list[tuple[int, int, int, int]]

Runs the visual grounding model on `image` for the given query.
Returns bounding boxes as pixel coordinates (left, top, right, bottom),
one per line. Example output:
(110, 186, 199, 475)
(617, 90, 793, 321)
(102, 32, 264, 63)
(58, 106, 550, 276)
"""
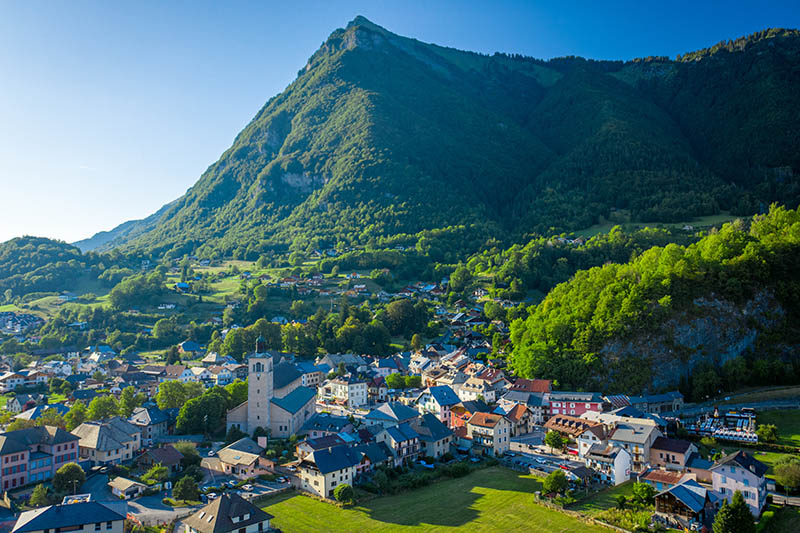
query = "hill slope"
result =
(87, 19, 800, 259)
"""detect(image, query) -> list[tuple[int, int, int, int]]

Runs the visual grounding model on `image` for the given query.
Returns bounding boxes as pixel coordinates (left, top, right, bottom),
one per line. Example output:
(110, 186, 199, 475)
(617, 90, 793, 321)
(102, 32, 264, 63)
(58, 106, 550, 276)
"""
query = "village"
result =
(0, 287, 797, 533)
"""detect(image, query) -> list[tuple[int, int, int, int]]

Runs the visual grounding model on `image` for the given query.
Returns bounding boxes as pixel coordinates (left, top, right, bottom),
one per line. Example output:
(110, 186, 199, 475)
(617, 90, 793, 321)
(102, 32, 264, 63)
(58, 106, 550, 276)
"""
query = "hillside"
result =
(508, 205, 800, 397)
(82, 19, 800, 260)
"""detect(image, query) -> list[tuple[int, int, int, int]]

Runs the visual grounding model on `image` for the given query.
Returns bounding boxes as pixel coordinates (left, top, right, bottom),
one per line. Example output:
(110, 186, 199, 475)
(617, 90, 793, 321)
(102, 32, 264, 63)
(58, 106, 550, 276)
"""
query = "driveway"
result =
(80, 474, 114, 502)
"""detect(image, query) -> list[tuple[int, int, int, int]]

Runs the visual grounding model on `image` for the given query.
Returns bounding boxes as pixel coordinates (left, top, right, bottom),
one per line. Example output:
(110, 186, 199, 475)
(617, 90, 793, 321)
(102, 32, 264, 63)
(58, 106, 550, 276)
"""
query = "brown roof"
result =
(509, 378, 552, 394)
(504, 404, 530, 423)
(164, 365, 186, 377)
(543, 415, 601, 438)
(467, 412, 505, 428)
(651, 437, 693, 454)
(141, 445, 183, 466)
(641, 469, 689, 485)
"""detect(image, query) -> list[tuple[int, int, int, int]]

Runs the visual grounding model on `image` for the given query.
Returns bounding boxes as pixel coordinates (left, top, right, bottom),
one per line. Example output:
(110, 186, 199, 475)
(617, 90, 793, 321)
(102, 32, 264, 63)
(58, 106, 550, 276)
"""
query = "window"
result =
(95, 523, 101, 531)
(743, 478, 750, 487)
(106, 523, 113, 530)
(730, 466, 735, 474)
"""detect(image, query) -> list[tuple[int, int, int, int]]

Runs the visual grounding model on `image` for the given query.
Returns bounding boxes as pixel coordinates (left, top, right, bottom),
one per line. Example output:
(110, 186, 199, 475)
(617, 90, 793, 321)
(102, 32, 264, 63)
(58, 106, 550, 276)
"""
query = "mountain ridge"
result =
(77, 18, 800, 258)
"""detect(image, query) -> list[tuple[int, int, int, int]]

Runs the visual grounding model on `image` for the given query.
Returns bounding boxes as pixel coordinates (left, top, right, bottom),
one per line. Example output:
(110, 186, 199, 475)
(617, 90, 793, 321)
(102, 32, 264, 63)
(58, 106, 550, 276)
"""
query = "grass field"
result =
(762, 505, 800, 533)
(574, 211, 741, 238)
(720, 386, 800, 405)
(758, 410, 800, 448)
(261, 467, 610, 532)
(569, 481, 635, 514)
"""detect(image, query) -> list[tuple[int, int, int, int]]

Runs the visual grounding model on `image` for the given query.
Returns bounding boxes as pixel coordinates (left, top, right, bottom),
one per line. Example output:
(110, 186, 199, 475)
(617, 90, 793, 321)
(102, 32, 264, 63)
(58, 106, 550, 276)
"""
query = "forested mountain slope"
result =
(509, 205, 800, 397)
(83, 19, 800, 259)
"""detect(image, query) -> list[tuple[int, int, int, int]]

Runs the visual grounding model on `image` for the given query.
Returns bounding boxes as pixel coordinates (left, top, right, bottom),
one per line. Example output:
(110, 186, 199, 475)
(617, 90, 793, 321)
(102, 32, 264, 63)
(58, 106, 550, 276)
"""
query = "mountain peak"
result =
(346, 15, 386, 33)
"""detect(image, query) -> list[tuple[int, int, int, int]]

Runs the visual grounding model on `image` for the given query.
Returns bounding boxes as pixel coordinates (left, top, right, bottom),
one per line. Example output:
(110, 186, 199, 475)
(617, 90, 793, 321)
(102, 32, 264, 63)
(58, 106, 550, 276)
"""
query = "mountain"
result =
(73, 200, 177, 253)
(84, 18, 800, 259)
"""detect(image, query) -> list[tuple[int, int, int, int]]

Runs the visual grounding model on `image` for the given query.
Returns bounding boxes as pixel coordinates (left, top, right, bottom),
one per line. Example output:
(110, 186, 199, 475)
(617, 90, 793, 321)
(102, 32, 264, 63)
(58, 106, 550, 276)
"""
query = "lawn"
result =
(569, 481, 635, 514)
(758, 409, 800, 448)
(261, 467, 610, 532)
(573, 211, 741, 238)
(761, 505, 800, 533)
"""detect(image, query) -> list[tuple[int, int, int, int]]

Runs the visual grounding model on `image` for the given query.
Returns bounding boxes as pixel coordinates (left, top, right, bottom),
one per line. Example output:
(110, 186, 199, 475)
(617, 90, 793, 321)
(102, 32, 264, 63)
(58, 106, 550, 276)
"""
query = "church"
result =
(226, 337, 317, 438)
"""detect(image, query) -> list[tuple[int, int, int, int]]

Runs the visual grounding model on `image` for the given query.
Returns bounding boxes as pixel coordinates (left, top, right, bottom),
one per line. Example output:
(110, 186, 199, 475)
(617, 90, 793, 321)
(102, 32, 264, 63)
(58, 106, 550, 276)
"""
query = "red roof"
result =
(510, 378, 551, 393)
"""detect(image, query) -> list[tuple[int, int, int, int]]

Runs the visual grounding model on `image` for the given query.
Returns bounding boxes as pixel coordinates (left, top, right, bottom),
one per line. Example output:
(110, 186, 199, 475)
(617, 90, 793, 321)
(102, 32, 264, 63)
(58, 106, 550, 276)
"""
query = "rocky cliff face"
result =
(602, 290, 787, 392)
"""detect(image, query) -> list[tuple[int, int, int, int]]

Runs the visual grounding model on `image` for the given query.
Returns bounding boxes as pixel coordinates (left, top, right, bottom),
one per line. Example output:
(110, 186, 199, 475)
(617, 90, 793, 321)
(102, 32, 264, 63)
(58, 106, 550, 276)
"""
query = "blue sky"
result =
(1, 0, 798, 243)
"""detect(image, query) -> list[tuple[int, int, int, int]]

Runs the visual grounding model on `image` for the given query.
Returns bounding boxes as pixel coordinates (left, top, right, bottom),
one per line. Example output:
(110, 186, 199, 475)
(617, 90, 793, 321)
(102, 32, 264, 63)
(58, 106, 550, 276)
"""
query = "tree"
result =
(87, 395, 119, 420)
(29, 484, 50, 507)
(756, 424, 778, 443)
(118, 386, 145, 418)
(411, 333, 422, 351)
(713, 491, 755, 533)
(173, 475, 199, 502)
(156, 380, 189, 409)
(385, 373, 405, 390)
(141, 464, 168, 484)
(65, 400, 87, 431)
(404, 375, 422, 388)
(614, 495, 626, 510)
(173, 441, 201, 468)
(774, 455, 800, 493)
(225, 379, 248, 407)
(544, 430, 565, 453)
(333, 483, 354, 503)
(6, 418, 38, 431)
(225, 425, 247, 444)
(632, 482, 656, 505)
(38, 408, 66, 429)
(53, 463, 85, 494)
(542, 469, 568, 494)
(164, 345, 181, 365)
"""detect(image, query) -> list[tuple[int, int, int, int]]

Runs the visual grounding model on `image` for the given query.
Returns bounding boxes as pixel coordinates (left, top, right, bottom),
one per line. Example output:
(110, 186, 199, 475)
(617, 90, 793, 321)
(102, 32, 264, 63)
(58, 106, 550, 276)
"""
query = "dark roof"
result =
(12, 501, 124, 533)
(305, 445, 361, 474)
(459, 400, 490, 413)
(352, 442, 392, 465)
(0, 425, 79, 454)
(382, 422, 420, 443)
(129, 406, 168, 427)
(712, 450, 768, 478)
(300, 413, 351, 434)
(410, 413, 452, 442)
(427, 386, 460, 406)
(273, 361, 303, 390)
(652, 437, 693, 454)
(183, 493, 273, 533)
(270, 386, 315, 414)
(303, 435, 347, 451)
(656, 479, 709, 514)
(686, 451, 713, 471)
(140, 445, 183, 465)
(365, 402, 420, 423)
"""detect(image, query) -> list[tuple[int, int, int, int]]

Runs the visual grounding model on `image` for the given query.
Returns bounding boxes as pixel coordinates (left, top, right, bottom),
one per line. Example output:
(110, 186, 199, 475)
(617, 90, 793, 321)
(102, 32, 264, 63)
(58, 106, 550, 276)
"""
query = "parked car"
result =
(208, 493, 218, 499)
(243, 484, 253, 491)
(207, 450, 215, 456)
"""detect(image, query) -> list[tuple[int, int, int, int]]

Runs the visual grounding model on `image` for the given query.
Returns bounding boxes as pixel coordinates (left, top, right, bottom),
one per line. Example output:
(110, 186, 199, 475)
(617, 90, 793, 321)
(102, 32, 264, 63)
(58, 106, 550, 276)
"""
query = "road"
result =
(677, 399, 800, 418)
(128, 495, 200, 526)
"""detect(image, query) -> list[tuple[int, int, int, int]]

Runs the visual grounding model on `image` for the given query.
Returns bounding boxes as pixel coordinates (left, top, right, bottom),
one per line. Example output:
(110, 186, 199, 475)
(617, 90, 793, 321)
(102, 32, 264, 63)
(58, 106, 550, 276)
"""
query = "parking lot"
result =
(505, 451, 584, 475)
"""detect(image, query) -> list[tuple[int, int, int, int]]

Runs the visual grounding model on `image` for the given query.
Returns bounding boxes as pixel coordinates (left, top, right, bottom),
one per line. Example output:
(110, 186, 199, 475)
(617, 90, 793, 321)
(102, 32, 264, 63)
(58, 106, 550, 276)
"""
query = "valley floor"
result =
(260, 467, 610, 532)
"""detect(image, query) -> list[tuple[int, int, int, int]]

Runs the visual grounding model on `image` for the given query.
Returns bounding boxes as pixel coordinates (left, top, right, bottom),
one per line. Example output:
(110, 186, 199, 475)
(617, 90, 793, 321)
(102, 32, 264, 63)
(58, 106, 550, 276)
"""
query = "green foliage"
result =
(774, 455, 800, 492)
(176, 386, 231, 435)
(53, 463, 85, 493)
(544, 431, 565, 452)
(108, 271, 167, 310)
(631, 482, 656, 505)
(173, 475, 200, 502)
(713, 491, 755, 533)
(173, 441, 201, 468)
(542, 469, 569, 494)
(510, 206, 800, 391)
(87, 395, 119, 421)
(118, 386, 145, 418)
(757, 424, 779, 443)
(29, 484, 50, 507)
(156, 380, 203, 410)
(141, 464, 168, 484)
(64, 400, 87, 431)
(333, 483, 354, 503)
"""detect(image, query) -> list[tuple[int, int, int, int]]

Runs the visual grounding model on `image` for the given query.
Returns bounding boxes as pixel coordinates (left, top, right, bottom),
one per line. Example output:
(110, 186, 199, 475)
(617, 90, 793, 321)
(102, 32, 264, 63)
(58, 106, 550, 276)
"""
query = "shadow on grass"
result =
(356, 467, 542, 528)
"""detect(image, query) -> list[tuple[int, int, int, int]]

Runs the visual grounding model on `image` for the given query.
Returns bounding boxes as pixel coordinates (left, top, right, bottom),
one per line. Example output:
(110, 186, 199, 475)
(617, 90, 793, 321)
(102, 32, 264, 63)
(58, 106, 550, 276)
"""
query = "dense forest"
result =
(509, 205, 800, 396)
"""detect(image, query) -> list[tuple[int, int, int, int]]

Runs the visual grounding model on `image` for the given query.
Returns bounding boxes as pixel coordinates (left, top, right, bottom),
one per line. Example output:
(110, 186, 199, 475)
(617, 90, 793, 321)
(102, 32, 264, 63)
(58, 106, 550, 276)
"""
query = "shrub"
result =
(333, 483, 354, 504)
(443, 462, 470, 478)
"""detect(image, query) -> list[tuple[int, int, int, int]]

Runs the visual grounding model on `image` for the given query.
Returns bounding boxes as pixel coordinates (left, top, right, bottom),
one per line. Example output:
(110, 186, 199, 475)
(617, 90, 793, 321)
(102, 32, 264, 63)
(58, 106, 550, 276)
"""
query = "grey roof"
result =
(183, 493, 273, 533)
(383, 422, 420, 443)
(217, 437, 263, 466)
(426, 386, 460, 406)
(270, 386, 315, 414)
(15, 404, 69, 421)
(586, 444, 625, 463)
(12, 501, 124, 533)
(686, 451, 713, 470)
(410, 413, 452, 443)
(301, 413, 351, 434)
(0, 425, 78, 455)
(129, 406, 168, 427)
(273, 361, 303, 390)
(610, 422, 658, 445)
(652, 437, 693, 454)
(711, 450, 768, 478)
(352, 442, 392, 465)
(501, 391, 543, 407)
(72, 417, 140, 452)
(365, 402, 420, 423)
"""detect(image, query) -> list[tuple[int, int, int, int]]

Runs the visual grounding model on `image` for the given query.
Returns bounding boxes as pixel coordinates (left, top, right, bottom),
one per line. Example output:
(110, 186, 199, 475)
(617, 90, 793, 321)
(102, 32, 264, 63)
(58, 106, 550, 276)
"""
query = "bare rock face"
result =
(601, 290, 787, 392)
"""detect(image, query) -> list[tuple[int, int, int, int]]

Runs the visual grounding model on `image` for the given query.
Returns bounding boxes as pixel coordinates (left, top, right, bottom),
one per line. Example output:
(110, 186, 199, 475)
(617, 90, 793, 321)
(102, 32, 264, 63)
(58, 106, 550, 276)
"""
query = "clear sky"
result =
(1, 0, 798, 244)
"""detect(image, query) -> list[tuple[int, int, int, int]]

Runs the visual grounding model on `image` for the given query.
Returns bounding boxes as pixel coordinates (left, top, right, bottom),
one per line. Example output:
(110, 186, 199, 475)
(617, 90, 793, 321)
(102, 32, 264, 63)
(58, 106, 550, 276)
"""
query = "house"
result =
(178, 341, 203, 357)
(584, 444, 632, 486)
(508, 378, 551, 394)
(207, 366, 234, 386)
(466, 412, 511, 457)
(295, 435, 348, 461)
(607, 420, 662, 473)
(457, 376, 497, 403)
(0, 426, 80, 490)
(216, 438, 271, 479)
(295, 361, 329, 388)
(319, 374, 368, 409)
(188, 366, 212, 385)
(417, 386, 461, 428)
(72, 417, 142, 466)
(364, 402, 420, 428)
(108, 476, 147, 499)
(547, 391, 604, 417)
(685, 451, 714, 483)
(6, 394, 45, 414)
(544, 415, 602, 441)
(649, 437, 698, 471)
(496, 404, 534, 437)
(367, 376, 389, 404)
(183, 493, 273, 533)
(371, 358, 400, 378)
(375, 423, 421, 466)
(163, 365, 193, 383)
(269, 386, 317, 438)
(11, 500, 126, 533)
(136, 445, 184, 474)
(128, 406, 169, 445)
(711, 450, 768, 517)
(654, 479, 719, 531)
(0, 372, 26, 392)
(497, 391, 545, 424)
(298, 446, 360, 499)
(409, 413, 453, 459)
(576, 424, 608, 458)
(200, 352, 235, 367)
(14, 404, 70, 422)
(449, 400, 490, 429)
(350, 442, 393, 475)
(641, 468, 695, 491)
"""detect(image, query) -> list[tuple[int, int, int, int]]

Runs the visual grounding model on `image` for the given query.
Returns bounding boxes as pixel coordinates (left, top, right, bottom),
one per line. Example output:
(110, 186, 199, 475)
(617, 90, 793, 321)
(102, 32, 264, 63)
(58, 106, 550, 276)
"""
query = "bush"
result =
(441, 452, 455, 462)
(333, 483, 354, 504)
(443, 462, 470, 478)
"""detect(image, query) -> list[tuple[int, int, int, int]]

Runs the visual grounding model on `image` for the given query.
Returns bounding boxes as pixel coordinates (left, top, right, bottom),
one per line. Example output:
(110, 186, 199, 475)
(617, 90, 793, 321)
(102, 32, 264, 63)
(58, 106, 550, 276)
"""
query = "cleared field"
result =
(574, 211, 742, 238)
(758, 409, 800, 448)
(569, 481, 635, 514)
(261, 467, 611, 532)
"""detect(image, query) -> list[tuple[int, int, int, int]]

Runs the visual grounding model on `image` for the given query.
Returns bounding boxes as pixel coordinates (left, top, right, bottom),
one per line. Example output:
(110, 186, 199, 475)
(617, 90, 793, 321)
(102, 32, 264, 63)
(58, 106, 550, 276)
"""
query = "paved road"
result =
(128, 495, 200, 525)
(80, 474, 114, 502)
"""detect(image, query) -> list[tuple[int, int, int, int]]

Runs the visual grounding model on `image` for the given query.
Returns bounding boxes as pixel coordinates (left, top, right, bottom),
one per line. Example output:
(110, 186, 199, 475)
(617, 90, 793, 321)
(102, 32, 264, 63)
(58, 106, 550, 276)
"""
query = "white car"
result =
(243, 484, 253, 491)
(207, 450, 215, 456)
(207, 493, 218, 499)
